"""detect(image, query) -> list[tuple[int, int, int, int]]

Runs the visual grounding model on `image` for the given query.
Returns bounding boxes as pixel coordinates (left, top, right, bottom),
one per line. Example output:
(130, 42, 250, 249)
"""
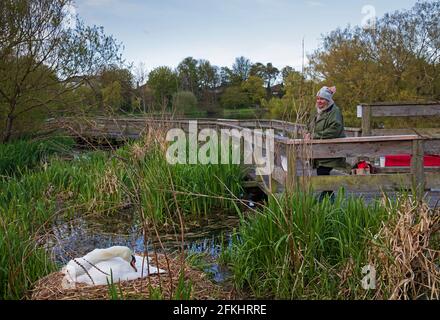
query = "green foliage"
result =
(0, 136, 245, 299)
(220, 76, 266, 109)
(307, 0, 440, 125)
(231, 56, 252, 84)
(177, 57, 200, 95)
(147, 66, 180, 109)
(241, 76, 266, 106)
(0, 0, 124, 142)
(172, 91, 198, 115)
(0, 136, 75, 178)
(107, 270, 125, 300)
(173, 271, 192, 300)
(148, 284, 164, 300)
(250, 62, 280, 95)
(98, 67, 135, 111)
(102, 81, 123, 110)
(220, 86, 250, 109)
(228, 191, 393, 299)
(262, 71, 317, 123)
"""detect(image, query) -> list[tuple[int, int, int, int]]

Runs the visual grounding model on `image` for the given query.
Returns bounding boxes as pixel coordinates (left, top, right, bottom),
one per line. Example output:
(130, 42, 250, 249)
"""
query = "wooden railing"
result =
(55, 116, 361, 139)
(56, 117, 440, 197)
(358, 102, 440, 136)
(274, 135, 440, 197)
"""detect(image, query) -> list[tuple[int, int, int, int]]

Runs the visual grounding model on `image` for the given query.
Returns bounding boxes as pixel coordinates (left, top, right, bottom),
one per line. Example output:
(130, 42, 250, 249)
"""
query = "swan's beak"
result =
(130, 255, 138, 272)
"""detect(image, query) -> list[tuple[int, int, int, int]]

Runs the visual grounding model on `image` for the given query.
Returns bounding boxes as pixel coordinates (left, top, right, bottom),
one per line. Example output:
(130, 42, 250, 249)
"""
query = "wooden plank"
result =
(272, 166, 287, 185)
(289, 139, 414, 159)
(372, 129, 417, 136)
(424, 140, 440, 155)
(367, 102, 440, 106)
(361, 105, 372, 136)
(286, 145, 298, 192)
(370, 104, 440, 117)
(372, 128, 440, 138)
(425, 173, 440, 189)
(411, 139, 425, 198)
(376, 167, 440, 174)
(345, 127, 362, 137)
(285, 135, 419, 145)
(308, 174, 413, 192)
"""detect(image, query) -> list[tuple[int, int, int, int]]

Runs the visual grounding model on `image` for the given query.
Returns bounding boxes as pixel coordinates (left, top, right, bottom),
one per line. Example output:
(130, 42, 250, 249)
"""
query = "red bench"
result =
(385, 155, 440, 167)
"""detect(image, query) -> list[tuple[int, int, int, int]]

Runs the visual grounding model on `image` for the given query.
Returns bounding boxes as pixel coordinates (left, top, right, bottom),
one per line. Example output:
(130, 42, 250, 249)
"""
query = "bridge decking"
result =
(52, 107, 440, 208)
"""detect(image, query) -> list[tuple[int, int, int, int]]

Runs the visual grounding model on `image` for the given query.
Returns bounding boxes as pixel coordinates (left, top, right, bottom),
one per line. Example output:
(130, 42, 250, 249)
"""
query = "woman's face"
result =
(316, 96, 329, 109)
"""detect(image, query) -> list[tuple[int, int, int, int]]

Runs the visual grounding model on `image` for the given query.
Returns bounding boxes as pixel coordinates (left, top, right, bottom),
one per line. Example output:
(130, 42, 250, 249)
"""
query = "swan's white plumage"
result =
(61, 246, 165, 287)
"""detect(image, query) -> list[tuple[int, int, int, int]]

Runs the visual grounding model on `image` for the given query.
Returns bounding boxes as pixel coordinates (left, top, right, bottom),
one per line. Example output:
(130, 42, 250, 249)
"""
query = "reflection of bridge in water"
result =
(54, 102, 440, 208)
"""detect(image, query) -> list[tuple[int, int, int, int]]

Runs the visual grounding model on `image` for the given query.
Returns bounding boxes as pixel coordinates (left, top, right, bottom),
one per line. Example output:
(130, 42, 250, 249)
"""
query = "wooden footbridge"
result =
(54, 102, 440, 207)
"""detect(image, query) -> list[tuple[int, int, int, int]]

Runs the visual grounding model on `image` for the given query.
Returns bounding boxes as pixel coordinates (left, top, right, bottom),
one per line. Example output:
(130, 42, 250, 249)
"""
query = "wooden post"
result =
(286, 145, 298, 193)
(361, 105, 372, 136)
(411, 139, 425, 199)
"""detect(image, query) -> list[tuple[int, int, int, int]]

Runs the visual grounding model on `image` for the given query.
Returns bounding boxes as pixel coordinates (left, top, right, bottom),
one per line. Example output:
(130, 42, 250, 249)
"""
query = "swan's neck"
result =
(84, 247, 130, 265)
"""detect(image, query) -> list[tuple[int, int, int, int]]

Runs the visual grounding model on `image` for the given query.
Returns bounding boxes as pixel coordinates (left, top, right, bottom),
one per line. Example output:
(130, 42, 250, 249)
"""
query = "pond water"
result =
(45, 209, 241, 284)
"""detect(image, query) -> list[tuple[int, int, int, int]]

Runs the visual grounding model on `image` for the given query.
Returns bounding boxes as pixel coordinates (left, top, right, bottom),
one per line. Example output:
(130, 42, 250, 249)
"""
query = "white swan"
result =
(61, 246, 165, 288)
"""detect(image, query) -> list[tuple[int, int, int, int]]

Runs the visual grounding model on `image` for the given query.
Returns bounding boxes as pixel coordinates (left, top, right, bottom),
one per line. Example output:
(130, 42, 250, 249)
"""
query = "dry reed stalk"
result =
(98, 167, 119, 195)
(369, 196, 440, 300)
(123, 123, 174, 298)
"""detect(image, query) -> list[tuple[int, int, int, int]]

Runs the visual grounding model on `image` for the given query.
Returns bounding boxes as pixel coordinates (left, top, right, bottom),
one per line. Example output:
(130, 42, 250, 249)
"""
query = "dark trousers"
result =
(317, 166, 335, 203)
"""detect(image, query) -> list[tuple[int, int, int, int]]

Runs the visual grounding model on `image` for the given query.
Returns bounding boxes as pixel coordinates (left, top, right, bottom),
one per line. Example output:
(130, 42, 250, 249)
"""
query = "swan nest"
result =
(30, 253, 233, 300)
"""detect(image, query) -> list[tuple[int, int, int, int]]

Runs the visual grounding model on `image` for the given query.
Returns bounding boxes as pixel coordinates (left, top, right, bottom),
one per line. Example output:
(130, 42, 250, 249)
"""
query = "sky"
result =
(73, 0, 420, 73)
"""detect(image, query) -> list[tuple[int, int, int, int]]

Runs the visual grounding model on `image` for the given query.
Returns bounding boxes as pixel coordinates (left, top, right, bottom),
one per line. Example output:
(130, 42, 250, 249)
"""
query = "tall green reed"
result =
(0, 136, 75, 178)
(0, 135, 245, 299)
(227, 190, 394, 299)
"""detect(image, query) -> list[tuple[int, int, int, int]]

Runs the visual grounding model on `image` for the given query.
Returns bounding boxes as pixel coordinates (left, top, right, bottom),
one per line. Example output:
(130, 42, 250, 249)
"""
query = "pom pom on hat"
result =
(317, 86, 336, 102)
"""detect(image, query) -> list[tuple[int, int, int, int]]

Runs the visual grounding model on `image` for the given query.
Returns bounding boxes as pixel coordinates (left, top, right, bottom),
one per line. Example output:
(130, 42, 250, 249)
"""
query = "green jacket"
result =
(308, 104, 346, 169)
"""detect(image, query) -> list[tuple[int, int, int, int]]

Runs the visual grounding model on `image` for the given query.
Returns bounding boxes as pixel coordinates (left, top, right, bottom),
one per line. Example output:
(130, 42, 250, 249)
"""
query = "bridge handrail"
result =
(53, 116, 440, 195)
(359, 102, 440, 136)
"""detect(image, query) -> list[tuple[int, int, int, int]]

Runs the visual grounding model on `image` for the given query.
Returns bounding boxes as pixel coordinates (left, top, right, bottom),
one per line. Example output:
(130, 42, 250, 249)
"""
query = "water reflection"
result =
(46, 211, 239, 283)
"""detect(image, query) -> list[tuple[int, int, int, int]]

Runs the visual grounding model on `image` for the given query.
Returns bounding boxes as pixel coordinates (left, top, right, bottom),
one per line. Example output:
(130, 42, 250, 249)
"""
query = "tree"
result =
(197, 60, 220, 91)
(147, 66, 179, 109)
(241, 76, 266, 106)
(219, 67, 232, 86)
(172, 91, 198, 115)
(220, 86, 250, 109)
(231, 56, 252, 84)
(262, 71, 317, 122)
(0, 0, 124, 142)
(251, 62, 280, 96)
(307, 0, 440, 121)
(98, 66, 134, 111)
(177, 57, 199, 95)
(262, 63, 280, 95)
(134, 62, 148, 112)
(281, 66, 296, 83)
(101, 81, 122, 111)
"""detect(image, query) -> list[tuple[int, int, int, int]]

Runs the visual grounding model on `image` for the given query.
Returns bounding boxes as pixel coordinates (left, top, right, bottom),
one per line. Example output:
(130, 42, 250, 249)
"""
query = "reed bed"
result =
(0, 136, 75, 178)
(369, 196, 440, 300)
(226, 191, 440, 299)
(0, 130, 245, 300)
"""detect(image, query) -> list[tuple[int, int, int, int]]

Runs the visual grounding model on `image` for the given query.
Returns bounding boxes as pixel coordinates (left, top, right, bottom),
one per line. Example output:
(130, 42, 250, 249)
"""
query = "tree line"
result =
(1, 0, 439, 142)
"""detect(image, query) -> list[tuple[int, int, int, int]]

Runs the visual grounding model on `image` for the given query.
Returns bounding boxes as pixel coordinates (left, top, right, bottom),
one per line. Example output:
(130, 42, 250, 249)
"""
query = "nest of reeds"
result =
(369, 196, 440, 300)
(30, 253, 234, 300)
